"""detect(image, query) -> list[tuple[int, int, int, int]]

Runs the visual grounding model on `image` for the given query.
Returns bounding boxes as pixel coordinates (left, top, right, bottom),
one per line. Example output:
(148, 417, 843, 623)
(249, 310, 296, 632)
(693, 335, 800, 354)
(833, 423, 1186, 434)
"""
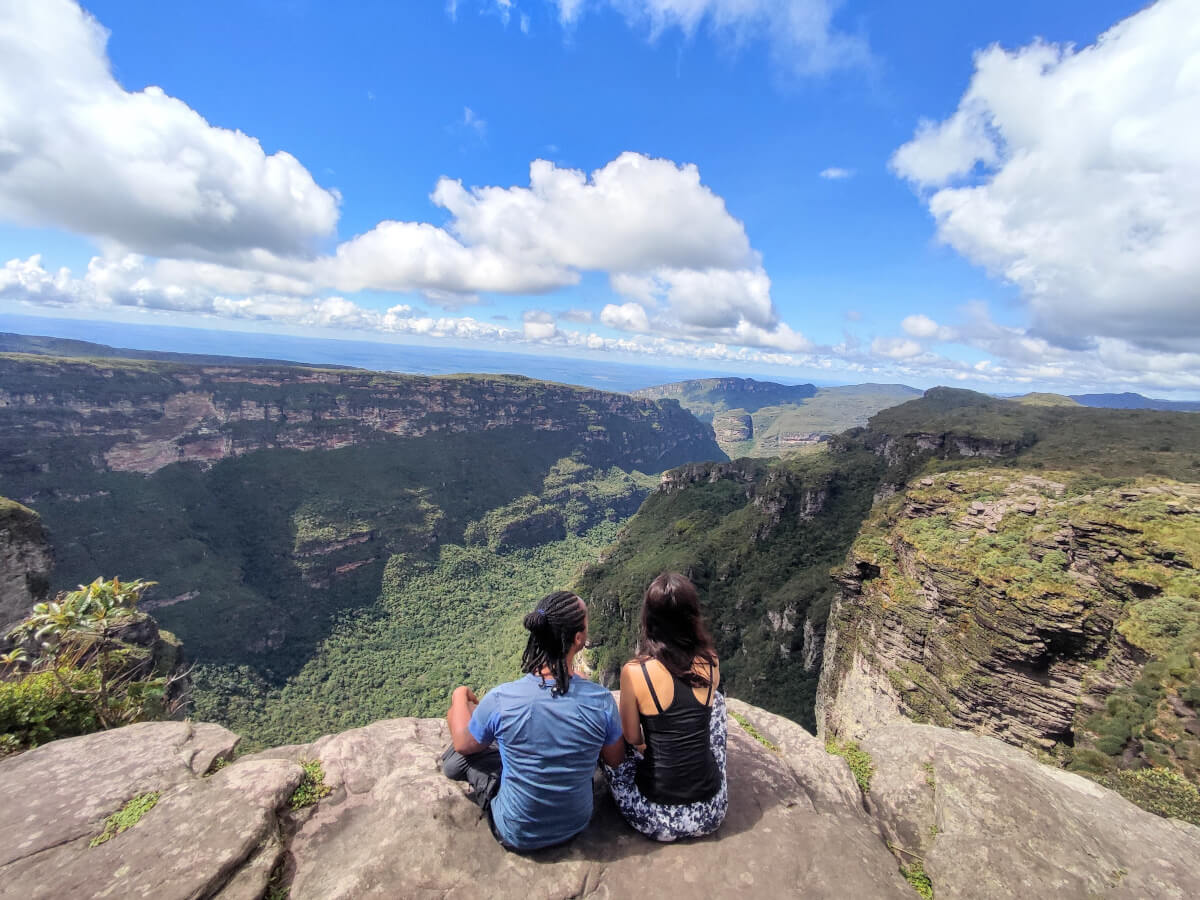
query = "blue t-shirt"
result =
(469, 673, 622, 850)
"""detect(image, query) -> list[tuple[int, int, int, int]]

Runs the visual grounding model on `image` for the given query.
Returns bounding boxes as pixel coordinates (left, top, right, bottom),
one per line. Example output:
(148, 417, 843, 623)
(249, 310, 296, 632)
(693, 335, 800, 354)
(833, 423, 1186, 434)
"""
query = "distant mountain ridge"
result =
(1070, 391, 1200, 412)
(633, 377, 922, 457)
(0, 330, 338, 369)
(632, 377, 820, 415)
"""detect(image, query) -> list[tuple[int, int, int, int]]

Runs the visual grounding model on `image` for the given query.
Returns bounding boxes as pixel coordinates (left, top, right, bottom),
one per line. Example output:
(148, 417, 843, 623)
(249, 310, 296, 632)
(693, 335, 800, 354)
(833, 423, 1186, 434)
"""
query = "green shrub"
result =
(0, 668, 100, 753)
(290, 759, 332, 809)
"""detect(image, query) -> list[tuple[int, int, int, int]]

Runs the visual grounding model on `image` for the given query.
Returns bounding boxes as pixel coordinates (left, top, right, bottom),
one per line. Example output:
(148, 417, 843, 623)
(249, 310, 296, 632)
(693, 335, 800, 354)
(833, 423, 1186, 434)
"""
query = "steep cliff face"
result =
(817, 469, 1200, 784)
(0, 355, 723, 479)
(0, 498, 52, 640)
(580, 448, 885, 727)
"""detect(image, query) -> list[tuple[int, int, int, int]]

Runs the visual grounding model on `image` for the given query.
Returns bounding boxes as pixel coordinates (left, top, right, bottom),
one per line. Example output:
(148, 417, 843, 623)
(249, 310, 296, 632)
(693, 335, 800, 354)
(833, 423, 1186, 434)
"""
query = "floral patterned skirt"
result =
(604, 691, 728, 842)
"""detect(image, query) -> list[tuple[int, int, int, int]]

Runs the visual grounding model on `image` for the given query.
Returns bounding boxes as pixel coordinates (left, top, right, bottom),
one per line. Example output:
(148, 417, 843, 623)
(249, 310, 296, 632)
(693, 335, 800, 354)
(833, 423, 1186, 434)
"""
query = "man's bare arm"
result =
(447, 685, 488, 755)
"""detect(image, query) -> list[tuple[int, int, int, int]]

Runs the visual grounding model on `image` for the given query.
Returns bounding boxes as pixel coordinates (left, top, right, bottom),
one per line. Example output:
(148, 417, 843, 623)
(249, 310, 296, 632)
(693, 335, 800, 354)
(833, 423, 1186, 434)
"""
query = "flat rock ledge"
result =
(0, 703, 1196, 899)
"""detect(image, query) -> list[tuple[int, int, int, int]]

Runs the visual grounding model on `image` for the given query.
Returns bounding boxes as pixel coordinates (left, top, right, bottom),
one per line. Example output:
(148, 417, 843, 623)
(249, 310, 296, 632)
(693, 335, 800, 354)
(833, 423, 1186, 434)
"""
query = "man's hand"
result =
(448, 685, 487, 755)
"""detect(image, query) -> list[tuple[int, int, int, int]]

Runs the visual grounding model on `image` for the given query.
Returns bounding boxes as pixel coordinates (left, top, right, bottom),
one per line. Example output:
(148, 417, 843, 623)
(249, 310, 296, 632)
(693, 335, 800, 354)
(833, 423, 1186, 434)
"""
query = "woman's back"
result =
(628, 656, 721, 805)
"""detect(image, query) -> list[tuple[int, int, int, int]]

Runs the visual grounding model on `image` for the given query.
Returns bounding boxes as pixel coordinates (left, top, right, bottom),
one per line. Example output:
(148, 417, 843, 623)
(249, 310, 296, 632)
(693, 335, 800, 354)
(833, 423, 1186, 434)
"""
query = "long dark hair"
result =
(521, 590, 586, 696)
(639, 572, 717, 688)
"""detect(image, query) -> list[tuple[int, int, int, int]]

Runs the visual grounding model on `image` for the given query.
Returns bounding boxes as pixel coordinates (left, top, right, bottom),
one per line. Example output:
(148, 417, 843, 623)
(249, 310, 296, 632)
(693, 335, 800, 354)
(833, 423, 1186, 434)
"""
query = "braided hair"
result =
(521, 590, 587, 696)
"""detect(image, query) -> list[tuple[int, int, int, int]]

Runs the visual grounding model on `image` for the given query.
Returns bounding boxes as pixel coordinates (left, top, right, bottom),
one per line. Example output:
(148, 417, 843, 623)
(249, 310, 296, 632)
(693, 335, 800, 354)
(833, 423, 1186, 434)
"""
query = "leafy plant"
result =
(290, 759, 332, 809)
(2, 577, 185, 752)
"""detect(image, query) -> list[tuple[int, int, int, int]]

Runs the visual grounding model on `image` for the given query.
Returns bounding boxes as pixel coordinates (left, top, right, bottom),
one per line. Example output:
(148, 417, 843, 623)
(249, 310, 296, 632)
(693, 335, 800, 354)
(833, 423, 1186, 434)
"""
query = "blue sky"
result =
(1, 0, 1198, 396)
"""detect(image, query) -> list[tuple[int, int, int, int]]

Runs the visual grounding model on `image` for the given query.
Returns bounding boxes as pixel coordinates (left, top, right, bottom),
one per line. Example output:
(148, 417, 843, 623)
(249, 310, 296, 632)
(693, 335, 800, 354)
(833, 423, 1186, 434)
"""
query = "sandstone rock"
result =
(0, 720, 239, 870)
(0, 754, 303, 900)
(713, 411, 753, 443)
(818, 473, 1200, 761)
(862, 723, 1200, 900)
(253, 705, 912, 900)
(0, 358, 725, 477)
(1, 709, 1197, 898)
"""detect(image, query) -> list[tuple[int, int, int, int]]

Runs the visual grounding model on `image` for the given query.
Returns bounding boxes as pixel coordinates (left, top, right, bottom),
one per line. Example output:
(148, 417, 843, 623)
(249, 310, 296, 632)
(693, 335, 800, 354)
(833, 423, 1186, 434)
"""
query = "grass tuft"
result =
(901, 860, 934, 899)
(826, 738, 874, 793)
(730, 711, 778, 751)
(90, 792, 159, 847)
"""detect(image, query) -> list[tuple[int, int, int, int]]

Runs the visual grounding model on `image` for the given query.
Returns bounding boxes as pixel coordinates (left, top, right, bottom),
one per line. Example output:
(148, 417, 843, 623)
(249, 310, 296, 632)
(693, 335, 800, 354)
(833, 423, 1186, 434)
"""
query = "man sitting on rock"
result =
(443, 590, 626, 851)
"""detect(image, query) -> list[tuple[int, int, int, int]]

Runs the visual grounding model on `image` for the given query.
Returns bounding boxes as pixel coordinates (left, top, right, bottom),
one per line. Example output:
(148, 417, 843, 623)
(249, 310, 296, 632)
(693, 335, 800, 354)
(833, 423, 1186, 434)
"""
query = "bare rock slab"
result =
(0, 721, 239, 870)
(259, 706, 912, 899)
(0, 757, 303, 900)
(862, 723, 1200, 900)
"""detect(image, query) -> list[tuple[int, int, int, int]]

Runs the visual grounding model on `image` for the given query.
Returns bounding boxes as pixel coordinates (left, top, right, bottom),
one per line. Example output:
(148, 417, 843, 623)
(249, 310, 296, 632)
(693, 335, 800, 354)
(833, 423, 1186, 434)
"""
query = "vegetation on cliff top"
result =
(833, 467, 1200, 816)
(866, 387, 1200, 481)
(1, 577, 182, 755)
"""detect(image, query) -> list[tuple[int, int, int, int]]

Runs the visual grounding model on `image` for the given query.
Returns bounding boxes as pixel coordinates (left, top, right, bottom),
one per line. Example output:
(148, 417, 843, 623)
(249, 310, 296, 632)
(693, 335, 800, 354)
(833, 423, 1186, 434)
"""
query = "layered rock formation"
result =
(817, 470, 1200, 778)
(0, 498, 51, 641)
(2, 702, 1197, 899)
(0, 356, 723, 480)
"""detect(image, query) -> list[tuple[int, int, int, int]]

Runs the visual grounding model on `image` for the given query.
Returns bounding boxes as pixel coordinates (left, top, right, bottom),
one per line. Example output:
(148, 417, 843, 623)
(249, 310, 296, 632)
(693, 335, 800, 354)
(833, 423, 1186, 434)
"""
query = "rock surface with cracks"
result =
(1, 701, 1198, 898)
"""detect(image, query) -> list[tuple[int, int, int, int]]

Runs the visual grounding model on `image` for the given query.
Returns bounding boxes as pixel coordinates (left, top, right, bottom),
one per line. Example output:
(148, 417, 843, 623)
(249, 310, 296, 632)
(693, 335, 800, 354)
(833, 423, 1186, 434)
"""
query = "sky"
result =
(1, 0, 1198, 396)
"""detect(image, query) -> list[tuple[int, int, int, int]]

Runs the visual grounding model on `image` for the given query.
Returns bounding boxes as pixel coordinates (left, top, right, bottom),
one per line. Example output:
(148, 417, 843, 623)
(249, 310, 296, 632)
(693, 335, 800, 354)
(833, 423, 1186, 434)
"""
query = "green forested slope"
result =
(193, 521, 622, 747)
(577, 447, 884, 728)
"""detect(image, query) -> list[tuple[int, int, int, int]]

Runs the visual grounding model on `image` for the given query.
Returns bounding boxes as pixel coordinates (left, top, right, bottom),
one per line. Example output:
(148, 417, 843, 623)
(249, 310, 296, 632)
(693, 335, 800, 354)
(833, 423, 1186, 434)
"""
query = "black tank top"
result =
(635, 660, 721, 805)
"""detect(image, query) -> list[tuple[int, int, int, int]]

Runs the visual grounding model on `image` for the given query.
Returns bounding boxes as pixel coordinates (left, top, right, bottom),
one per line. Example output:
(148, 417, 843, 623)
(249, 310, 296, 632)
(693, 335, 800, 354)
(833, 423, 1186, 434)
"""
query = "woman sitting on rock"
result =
(606, 572, 728, 841)
(443, 590, 625, 852)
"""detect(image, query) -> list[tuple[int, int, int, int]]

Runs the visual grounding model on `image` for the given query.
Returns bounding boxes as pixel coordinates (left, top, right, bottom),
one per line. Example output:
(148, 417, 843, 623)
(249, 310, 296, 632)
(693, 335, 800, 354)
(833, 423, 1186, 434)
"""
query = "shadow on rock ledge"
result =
(1, 701, 1198, 899)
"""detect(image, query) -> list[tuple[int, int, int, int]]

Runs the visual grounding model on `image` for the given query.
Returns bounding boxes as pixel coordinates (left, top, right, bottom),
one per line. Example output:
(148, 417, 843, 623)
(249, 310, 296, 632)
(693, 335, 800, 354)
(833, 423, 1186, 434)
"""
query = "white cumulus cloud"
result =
(0, 0, 340, 260)
(0, 2, 818, 362)
(891, 0, 1200, 352)
(871, 337, 923, 360)
(600, 301, 653, 333)
(901, 314, 956, 341)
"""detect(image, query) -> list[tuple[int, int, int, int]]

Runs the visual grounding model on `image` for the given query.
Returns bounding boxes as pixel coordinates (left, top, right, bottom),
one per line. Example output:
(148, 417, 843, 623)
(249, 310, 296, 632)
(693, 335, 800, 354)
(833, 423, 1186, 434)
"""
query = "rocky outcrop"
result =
(0, 498, 51, 641)
(863, 722, 1200, 899)
(0, 356, 724, 479)
(2, 703, 1197, 898)
(817, 471, 1200, 772)
(712, 411, 753, 443)
(0, 721, 294, 899)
